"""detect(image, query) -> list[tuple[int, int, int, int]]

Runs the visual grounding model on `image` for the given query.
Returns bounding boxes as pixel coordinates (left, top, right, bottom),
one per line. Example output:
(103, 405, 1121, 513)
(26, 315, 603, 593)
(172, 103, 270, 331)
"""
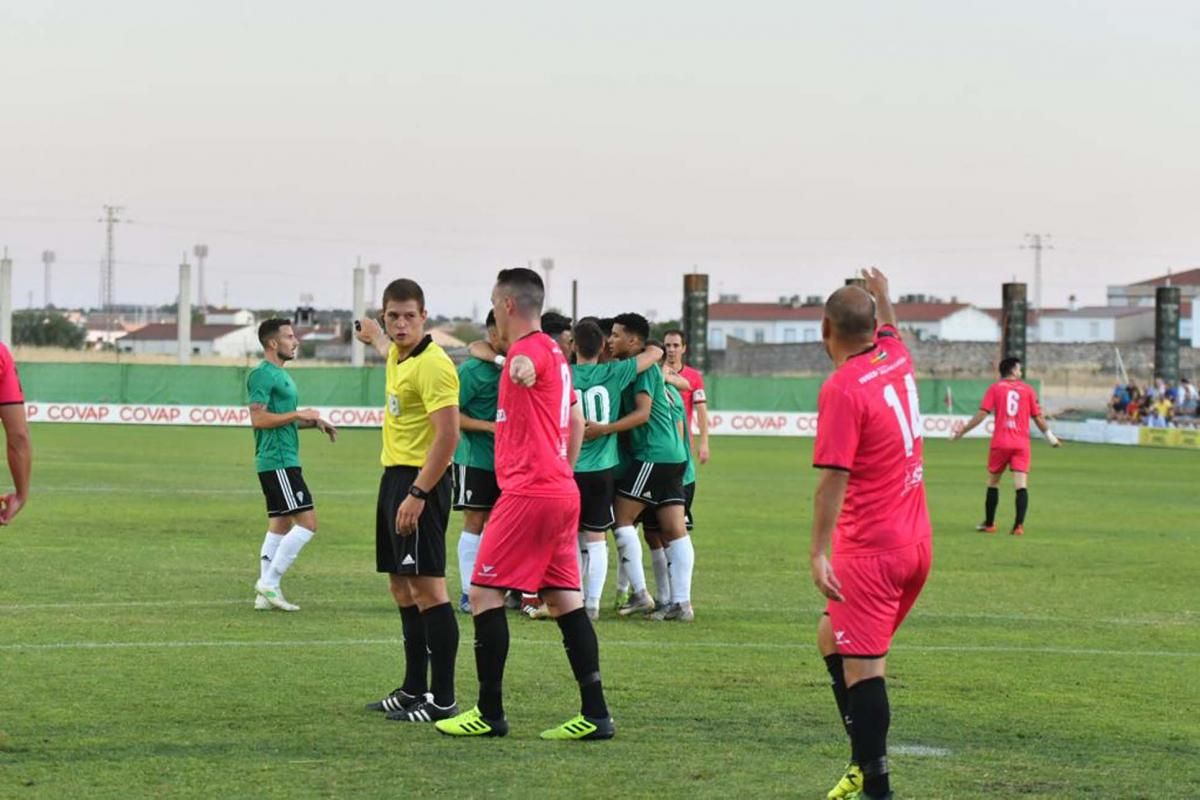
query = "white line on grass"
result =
(0, 637, 1197, 658)
(0, 598, 1193, 629)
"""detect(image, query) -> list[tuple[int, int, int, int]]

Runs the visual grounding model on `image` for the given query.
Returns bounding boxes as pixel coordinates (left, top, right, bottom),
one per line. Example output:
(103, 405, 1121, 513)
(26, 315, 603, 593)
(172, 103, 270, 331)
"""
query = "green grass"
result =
(1, 425, 1198, 799)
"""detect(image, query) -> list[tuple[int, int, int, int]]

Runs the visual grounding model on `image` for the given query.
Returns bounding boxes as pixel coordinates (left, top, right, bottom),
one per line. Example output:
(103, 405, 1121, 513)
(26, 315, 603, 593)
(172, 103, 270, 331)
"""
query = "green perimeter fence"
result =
(18, 363, 1027, 415)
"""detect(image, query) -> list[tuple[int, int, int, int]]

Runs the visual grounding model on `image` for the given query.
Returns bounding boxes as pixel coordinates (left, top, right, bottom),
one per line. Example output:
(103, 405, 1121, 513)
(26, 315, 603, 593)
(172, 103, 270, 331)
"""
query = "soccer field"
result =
(1, 425, 1197, 799)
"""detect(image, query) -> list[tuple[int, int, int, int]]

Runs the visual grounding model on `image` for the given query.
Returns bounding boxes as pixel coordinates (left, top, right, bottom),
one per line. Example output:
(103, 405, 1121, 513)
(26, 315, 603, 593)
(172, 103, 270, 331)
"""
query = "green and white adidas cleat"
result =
(254, 580, 299, 612)
(435, 706, 509, 738)
(612, 588, 630, 611)
(539, 713, 615, 741)
(254, 594, 273, 611)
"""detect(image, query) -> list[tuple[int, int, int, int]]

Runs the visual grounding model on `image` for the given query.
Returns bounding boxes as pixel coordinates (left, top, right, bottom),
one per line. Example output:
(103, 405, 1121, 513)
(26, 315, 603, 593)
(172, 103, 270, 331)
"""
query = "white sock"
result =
(578, 532, 588, 585)
(259, 532, 285, 582)
(666, 535, 695, 605)
(267, 525, 314, 585)
(457, 531, 481, 595)
(613, 525, 646, 594)
(584, 540, 608, 608)
(650, 547, 671, 606)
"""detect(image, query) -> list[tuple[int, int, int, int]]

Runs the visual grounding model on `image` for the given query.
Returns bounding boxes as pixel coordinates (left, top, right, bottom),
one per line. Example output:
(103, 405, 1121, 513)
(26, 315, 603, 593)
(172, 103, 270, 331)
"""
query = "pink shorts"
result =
(471, 493, 581, 594)
(826, 539, 932, 657)
(988, 447, 1031, 474)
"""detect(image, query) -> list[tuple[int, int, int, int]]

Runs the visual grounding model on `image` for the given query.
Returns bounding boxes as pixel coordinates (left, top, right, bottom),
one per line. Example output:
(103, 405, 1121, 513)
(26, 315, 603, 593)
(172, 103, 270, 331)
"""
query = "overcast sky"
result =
(2, 1, 1199, 320)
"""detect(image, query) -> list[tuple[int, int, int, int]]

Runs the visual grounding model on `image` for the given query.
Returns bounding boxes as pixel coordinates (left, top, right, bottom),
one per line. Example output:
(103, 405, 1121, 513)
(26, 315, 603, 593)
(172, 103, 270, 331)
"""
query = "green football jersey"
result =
(453, 358, 501, 470)
(665, 384, 695, 484)
(572, 358, 639, 473)
(247, 360, 301, 472)
(623, 365, 688, 465)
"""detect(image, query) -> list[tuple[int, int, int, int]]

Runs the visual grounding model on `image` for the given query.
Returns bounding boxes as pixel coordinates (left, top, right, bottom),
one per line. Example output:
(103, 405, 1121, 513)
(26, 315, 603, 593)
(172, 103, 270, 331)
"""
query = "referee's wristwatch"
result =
(408, 484, 430, 501)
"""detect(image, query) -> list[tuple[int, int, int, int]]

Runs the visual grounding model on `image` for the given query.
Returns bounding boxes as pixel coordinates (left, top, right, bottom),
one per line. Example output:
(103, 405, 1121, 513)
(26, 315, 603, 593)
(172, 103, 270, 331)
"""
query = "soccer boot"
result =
(458, 593, 472, 614)
(827, 763, 863, 800)
(540, 713, 615, 741)
(365, 687, 424, 714)
(522, 598, 551, 620)
(254, 594, 272, 611)
(617, 590, 655, 617)
(650, 602, 695, 622)
(387, 695, 460, 723)
(612, 588, 630, 611)
(1011, 524, 1025, 536)
(253, 580, 299, 612)
(435, 706, 509, 737)
(975, 522, 997, 533)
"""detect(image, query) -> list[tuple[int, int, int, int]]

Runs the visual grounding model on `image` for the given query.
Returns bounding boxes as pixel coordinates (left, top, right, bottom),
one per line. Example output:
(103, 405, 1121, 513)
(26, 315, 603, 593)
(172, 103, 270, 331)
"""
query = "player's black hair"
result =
(541, 311, 573, 336)
(999, 357, 1021, 378)
(495, 268, 545, 316)
(485, 309, 496, 328)
(611, 312, 650, 342)
(597, 317, 615, 336)
(257, 318, 293, 347)
(663, 328, 687, 345)
(573, 319, 605, 359)
(382, 278, 425, 311)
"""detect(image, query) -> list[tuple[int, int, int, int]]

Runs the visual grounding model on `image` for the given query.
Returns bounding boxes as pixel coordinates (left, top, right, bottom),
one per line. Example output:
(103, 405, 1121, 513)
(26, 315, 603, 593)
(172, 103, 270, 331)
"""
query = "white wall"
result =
(1039, 316, 1115, 343)
(212, 326, 262, 358)
(929, 307, 1000, 342)
(1113, 312, 1156, 342)
(123, 339, 215, 356)
(708, 318, 821, 349)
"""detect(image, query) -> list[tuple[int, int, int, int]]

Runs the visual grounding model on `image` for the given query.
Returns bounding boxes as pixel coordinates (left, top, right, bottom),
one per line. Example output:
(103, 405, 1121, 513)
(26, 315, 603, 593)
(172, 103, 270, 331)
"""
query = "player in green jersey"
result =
(642, 380, 696, 621)
(570, 320, 662, 620)
(453, 311, 505, 613)
(247, 318, 336, 612)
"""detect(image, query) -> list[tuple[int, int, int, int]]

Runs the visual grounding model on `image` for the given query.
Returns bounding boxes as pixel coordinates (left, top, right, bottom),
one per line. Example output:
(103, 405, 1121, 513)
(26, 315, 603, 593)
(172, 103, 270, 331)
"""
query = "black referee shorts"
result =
(376, 466, 452, 577)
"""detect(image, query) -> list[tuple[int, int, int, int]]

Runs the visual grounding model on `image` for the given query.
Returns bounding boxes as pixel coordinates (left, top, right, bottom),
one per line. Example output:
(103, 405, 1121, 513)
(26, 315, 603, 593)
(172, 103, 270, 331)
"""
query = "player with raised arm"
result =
(570, 319, 662, 619)
(437, 267, 614, 741)
(452, 310, 504, 613)
(602, 314, 694, 621)
(247, 319, 336, 612)
(953, 357, 1061, 535)
(810, 269, 932, 800)
(355, 279, 462, 725)
(0, 343, 32, 527)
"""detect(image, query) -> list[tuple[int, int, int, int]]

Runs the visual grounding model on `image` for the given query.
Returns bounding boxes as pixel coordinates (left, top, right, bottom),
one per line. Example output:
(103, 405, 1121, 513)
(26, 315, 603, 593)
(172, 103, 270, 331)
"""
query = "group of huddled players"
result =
(244, 267, 709, 743)
(454, 310, 709, 624)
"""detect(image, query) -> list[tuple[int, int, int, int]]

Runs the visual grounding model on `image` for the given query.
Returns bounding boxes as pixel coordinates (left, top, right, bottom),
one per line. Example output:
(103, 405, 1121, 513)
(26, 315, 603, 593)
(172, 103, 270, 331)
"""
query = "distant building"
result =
(118, 323, 260, 357)
(1036, 306, 1156, 344)
(1107, 268, 1199, 345)
(707, 299, 999, 349)
(202, 307, 256, 326)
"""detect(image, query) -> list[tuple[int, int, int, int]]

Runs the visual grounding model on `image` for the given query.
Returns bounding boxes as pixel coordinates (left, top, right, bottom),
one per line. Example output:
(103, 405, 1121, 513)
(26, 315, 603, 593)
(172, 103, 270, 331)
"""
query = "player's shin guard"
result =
(457, 531, 481, 595)
(1015, 488, 1029, 527)
(823, 654, 856, 761)
(399, 605, 429, 696)
(422, 603, 459, 707)
(984, 487, 999, 526)
(473, 607, 509, 720)
(268, 525, 313, 584)
(649, 547, 670, 606)
(848, 677, 891, 799)
(665, 536, 694, 605)
(613, 526, 647, 593)
(584, 541, 607, 608)
(556, 607, 609, 719)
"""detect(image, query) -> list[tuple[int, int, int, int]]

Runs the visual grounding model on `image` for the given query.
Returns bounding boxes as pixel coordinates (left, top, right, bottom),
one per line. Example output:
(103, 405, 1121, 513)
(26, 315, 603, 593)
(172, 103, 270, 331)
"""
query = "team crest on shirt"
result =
(870, 350, 889, 365)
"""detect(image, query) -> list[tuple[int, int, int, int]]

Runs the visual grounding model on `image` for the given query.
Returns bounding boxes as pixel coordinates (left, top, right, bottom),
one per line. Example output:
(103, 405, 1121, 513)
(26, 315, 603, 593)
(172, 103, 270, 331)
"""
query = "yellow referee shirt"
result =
(381, 335, 460, 467)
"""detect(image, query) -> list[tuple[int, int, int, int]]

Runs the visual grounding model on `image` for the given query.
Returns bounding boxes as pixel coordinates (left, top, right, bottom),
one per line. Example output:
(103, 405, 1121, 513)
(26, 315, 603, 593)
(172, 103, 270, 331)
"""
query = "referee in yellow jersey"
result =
(356, 279, 463, 724)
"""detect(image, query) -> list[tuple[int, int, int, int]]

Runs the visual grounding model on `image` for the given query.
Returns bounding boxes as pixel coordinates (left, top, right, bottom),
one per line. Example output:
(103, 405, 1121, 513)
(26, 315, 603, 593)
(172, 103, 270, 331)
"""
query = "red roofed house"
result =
(706, 295, 998, 350)
(119, 323, 261, 357)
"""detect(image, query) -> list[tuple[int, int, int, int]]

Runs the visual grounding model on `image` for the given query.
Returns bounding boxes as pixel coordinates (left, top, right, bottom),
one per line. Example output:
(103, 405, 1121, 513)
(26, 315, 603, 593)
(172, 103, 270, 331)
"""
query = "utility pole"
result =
(42, 250, 55, 307)
(368, 263, 381, 310)
(98, 205, 125, 311)
(178, 254, 192, 365)
(1023, 233, 1052, 311)
(0, 248, 11, 345)
(193, 244, 209, 309)
(540, 258, 554, 309)
(351, 262, 366, 367)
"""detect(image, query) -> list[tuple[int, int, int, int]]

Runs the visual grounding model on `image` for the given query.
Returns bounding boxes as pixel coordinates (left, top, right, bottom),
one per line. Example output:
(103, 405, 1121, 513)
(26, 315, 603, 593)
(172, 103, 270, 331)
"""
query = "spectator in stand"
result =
(1108, 384, 1131, 421)
(1146, 392, 1173, 428)
(1177, 378, 1198, 420)
(1125, 384, 1143, 424)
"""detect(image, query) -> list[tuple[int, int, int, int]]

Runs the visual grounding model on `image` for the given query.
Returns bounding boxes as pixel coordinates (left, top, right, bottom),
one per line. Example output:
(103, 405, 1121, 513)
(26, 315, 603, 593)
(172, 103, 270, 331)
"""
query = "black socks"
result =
(984, 486, 999, 526)
(421, 602, 459, 706)
(556, 607, 609, 719)
(473, 607, 509, 720)
(824, 653, 856, 762)
(848, 677, 891, 799)
(1015, 488, 1029, 527)
(398, 604, 428, 696)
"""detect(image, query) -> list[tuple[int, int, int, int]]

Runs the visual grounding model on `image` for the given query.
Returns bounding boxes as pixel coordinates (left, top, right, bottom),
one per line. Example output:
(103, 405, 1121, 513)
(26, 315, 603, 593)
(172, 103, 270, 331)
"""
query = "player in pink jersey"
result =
(437, 268, 615, 742)
(810, 269, 932, 800)
(662, 329, 710, 464)
(953, 357, 1061, 535)
(0, 343, 32, 526)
